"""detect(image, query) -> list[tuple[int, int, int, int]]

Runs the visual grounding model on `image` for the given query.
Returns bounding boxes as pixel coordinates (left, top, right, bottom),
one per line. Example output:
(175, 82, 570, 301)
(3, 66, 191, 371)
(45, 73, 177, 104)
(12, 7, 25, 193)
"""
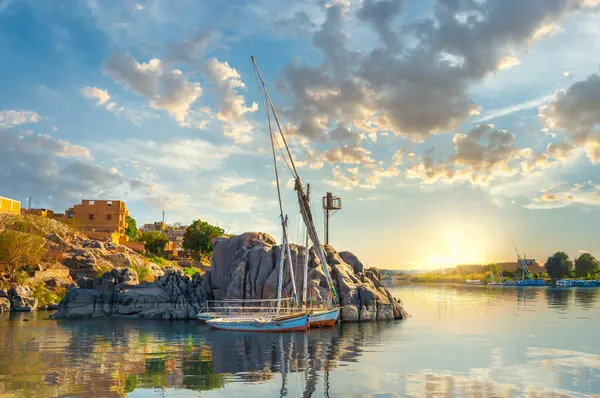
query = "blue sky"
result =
(2, 0, 600, 269)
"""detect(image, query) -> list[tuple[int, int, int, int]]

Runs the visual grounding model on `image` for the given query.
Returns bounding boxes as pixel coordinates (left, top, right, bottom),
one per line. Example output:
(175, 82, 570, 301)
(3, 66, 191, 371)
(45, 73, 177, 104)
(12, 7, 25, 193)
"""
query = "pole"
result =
(302, 184, 311, 309)
(28, 197, 31, 210)
(284, 216, 298, 305)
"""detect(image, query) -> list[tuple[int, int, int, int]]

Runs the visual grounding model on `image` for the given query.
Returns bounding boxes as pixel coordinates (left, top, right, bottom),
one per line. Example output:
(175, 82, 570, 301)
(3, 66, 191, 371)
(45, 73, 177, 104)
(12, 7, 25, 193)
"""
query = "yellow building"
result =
(67, 200, 129, 245)
(0, 196, 21, 215)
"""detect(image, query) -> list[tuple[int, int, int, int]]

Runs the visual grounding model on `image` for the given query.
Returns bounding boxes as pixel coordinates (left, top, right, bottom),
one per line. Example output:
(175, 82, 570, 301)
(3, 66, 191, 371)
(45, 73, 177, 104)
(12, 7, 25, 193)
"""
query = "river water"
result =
(1, 284, 600, 397)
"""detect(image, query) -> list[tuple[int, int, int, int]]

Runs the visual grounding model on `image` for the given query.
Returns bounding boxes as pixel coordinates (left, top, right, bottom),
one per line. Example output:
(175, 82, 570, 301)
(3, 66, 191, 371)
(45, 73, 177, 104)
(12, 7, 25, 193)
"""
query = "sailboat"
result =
(487, 263, 503, 286)
(251, 56, 341, 328)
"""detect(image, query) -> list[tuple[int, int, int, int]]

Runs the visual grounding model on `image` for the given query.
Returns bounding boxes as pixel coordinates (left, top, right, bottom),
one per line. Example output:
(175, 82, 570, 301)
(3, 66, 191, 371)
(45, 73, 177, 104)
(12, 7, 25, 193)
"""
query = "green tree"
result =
(139, 231, 168, 254)
(183, 219, 224, 254)
(545, 252, 573, 279)
(575, 253, 598, 277)
(125, 215, 139, 241)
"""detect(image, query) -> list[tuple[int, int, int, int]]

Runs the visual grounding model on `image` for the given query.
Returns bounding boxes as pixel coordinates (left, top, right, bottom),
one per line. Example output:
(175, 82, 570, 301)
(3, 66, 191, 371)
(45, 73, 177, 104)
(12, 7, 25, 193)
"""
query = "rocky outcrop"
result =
(7, 285, 38, 312)
(0, 297, 10, 313)
(204, 233, 407, 322)
(54, 232, 407, 322)
(54, 268, 205, 320)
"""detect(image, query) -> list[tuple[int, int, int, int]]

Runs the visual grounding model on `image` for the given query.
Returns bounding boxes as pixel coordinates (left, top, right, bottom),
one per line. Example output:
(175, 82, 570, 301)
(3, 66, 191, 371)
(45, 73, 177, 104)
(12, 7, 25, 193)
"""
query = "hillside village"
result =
(0, 195, 216, 312)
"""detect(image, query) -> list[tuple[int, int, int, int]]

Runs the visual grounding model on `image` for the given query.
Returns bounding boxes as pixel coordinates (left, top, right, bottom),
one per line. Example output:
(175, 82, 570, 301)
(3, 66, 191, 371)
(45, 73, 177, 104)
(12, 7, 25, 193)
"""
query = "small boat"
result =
(308, 307, 340, 327)
(206, 312, 309, 332)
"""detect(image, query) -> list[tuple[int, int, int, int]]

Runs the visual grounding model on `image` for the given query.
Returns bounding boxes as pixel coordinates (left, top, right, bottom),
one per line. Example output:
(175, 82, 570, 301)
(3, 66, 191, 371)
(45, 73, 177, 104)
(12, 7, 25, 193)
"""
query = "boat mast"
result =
(302, 184, 311, 309)
(253, 55, 292, 315)
(252, 56, 339, 306)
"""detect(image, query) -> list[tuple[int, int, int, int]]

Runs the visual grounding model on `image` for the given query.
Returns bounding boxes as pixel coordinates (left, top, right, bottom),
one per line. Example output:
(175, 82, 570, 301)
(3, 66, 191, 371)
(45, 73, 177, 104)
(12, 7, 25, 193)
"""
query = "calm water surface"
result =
(2, 284, 600, 397)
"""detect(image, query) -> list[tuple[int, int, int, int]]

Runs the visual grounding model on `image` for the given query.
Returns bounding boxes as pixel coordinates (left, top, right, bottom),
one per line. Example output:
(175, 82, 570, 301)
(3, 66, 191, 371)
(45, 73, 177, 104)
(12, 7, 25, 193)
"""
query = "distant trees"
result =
(183, 219, 224, 255)
(139, 231, 168, 255)
(545, 252, 573, 279)
(125, 216, 139, 241)
(575, 253, 599, 277)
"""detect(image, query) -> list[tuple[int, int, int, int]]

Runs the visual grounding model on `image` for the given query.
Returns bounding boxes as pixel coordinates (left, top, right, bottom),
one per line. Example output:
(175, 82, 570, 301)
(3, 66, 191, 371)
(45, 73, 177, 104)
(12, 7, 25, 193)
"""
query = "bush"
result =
(139, 231, 168, 255)
(31, 283, 60, 308)
(182, 267, 201, 277)
(130, 264, 153, 283)
(150, 256, 167, 267)
(0, 230, 46, 283)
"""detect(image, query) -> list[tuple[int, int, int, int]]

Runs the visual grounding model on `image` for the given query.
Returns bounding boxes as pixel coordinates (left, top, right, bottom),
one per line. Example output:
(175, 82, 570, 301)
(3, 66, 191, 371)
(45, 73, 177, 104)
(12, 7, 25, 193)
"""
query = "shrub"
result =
(150, 256, 167, 267)
(0, 230, 46, 283)
(31, 283, 59, 308)
(130, 264, 153, 283)
(182, 267, 201, 277)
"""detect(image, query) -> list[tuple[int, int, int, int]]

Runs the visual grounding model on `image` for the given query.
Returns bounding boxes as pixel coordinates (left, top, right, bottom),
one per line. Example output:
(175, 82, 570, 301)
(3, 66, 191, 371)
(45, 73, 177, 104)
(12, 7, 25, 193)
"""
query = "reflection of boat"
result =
(206, 313, 309, 332)
(465, 279, 483, 285)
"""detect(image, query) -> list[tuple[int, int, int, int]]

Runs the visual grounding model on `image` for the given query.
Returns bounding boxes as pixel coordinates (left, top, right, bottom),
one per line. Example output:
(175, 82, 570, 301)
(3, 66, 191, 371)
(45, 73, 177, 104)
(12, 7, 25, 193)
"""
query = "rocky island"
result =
(55, 232, 408, 322)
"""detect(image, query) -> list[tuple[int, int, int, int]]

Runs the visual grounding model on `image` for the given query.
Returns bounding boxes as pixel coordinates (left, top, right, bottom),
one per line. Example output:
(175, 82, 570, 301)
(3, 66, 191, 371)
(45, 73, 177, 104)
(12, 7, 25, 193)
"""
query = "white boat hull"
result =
(206, 313, 309, 332)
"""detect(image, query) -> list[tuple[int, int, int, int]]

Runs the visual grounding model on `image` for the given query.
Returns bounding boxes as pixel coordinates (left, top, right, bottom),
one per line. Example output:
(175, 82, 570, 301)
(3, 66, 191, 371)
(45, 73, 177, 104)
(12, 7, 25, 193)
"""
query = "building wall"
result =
(71, 200, 128, 234)
(0, 196, 21, 215)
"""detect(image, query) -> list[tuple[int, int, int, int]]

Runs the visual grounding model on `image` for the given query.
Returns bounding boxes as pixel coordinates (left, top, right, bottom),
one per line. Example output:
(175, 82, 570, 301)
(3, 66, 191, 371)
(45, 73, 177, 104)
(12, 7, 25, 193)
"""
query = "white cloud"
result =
(473, 95, 552, 123)
(104, 52, 202, 125)
(0, 110, 41, 128)
(80, 86, 111, 105)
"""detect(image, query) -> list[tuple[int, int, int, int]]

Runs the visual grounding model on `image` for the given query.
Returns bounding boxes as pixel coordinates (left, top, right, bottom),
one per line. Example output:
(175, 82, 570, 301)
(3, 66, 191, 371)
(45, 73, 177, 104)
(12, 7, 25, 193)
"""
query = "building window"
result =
(89, 214, 94, 220)
(89, 201, 95, 205)
(107, 201, 113, 206)
(107, 214, 112, 221)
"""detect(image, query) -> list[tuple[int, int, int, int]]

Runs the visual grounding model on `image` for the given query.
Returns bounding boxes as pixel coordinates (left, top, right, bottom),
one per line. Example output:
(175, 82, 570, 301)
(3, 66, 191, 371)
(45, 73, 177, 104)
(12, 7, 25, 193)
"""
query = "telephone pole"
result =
(322, 192, 342, 245)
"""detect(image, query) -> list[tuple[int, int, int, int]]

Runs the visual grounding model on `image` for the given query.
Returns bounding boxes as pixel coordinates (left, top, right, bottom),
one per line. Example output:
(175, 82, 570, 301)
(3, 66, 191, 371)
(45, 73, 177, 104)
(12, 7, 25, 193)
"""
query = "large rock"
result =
(0, 297, 10, 312)
(54, 232, 408, 322)
(9, 285, 31, 298)
(54, 269, 205, 320)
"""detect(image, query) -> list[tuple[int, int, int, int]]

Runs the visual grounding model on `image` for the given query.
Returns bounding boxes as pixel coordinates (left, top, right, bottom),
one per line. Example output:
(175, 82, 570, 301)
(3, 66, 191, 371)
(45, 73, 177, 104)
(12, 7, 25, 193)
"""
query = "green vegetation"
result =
(575, 253, 599, 278)
(130, 264, 152, 283)
(125, 215, 139, 241)
(150, 256, 167, 266)
(182, 267, 201, 277)
(139, 231, 168, 255)
(545, 252, 573, 279)
(183, 219, 224, 255)
(0, 230, 46, 285)
(31, 283, 67, 308)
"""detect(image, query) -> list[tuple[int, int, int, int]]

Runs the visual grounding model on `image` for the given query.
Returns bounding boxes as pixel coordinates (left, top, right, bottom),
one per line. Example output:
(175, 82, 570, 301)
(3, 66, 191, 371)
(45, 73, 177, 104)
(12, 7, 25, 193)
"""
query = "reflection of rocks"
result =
(0, 297, 10, 312)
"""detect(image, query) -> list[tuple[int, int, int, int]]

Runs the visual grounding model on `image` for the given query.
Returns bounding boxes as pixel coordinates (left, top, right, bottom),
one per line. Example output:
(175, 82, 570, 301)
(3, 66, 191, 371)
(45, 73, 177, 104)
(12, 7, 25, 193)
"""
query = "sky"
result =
(1, 0, 600, 270)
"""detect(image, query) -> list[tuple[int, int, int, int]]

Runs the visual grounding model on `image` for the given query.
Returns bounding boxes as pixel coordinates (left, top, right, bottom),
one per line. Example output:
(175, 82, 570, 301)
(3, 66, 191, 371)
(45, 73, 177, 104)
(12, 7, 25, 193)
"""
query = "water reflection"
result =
(0, 311, 397, 397)
(3, 285, 600, 397)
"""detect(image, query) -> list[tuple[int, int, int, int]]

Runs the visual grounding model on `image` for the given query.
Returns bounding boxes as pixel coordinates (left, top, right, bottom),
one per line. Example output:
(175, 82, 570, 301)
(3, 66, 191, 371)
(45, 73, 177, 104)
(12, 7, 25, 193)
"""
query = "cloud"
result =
(312, 144, 376, 169)
(204, 57, 258, 129)
(278, 0, 587, 142)
(104, 52, 202, 124)
(547, 140, 575, 163)
(0, 129, 148, 210)
(473, 95, 552, 123)
(0, 110, 41, 128)
(407, 124, 549, 186)
(93, 138, 249, 171)
(539, 73, 600, 164)
(80, 86, 111, 105)
(274, 11, 317, 35)
(527, 185, 600, 209)
(80, 86, 125, 115)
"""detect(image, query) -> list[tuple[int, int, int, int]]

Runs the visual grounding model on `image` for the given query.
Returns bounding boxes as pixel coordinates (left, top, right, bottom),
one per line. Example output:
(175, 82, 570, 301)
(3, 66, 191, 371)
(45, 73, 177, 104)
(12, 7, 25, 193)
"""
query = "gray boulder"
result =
(11, 296, 38, 312)
(9, 285, 31, 298)
(54, 269, 205, 320)
(0, 297, 10, 312)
